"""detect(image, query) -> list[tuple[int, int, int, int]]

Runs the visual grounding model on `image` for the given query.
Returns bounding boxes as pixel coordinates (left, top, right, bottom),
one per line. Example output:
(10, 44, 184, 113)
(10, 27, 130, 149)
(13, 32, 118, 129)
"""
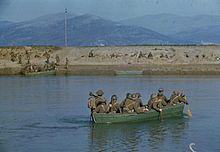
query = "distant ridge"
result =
(0, 13, 177, 46)
(120, 13, 220, 35)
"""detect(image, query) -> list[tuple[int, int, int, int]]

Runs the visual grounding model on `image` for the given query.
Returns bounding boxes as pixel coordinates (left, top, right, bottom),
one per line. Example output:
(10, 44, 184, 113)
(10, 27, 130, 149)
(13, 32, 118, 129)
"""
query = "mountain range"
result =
(0, 13, 219, 46)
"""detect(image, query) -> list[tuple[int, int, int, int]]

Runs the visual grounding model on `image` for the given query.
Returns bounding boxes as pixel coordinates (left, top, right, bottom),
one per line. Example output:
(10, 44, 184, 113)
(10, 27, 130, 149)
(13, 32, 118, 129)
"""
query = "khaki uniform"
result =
(147, 94, 157, 110)
(95, 96, 107, 107)
(122, 98, 135, 113)
(45, 52, 50, 63)
(108, 100, 121, 113)
(170, 95, 188, 105)
(152, 96, 167, 112)
(94, 94, 107, 113)
(55, 55, 60, 65)
(122, 93, 147, 113)
(18, 55, 22, 64)
(95, 104, 108, 113)
(65, 58, 69, 69)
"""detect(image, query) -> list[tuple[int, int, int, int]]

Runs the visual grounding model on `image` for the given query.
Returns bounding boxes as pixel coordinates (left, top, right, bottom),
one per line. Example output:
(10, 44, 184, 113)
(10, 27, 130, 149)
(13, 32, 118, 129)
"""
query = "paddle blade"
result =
(187, 107, 192, 118)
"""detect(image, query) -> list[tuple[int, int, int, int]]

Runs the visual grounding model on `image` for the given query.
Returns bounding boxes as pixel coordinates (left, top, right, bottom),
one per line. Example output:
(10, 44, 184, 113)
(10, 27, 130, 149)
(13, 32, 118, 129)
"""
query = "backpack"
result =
(88, 97, 96, 109)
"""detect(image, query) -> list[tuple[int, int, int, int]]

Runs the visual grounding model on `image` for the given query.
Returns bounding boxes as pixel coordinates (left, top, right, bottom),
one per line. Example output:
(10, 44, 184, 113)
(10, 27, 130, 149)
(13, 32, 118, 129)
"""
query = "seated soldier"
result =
(121, 93, 148, 113)
(133, 93, 148, 113)
(169, 91, 189, 105)
(147, 93, 157, 110)
(169, 90, 180, 101)
(95, 103, 108, 113)
(120, 93, 130, 110)
(107, 95, 121, 113)
(121, 93, 136, 113)
(157, 88, 169, 103)
(153, 90, 168, 112)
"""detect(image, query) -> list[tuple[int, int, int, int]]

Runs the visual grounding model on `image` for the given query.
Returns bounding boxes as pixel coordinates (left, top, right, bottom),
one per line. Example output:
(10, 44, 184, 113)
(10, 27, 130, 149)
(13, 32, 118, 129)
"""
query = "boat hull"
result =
(92, 104, 184, 124)
(23, 70, 56, 76)
(114, 70, 144, 75)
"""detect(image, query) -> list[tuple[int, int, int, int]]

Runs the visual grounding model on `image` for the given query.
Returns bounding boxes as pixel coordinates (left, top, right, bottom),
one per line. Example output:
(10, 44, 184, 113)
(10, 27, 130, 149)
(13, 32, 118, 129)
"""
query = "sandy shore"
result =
(1, 45, 220, 75)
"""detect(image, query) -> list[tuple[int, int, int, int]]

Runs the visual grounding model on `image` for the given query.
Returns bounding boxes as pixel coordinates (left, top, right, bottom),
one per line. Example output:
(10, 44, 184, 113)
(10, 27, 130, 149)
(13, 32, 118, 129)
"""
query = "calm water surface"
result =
(0, 76, 220, 152)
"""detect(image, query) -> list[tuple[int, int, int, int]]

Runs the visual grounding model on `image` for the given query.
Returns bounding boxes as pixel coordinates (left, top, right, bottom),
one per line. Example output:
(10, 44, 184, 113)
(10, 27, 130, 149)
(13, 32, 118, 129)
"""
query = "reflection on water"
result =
(90, 117, 188, 151)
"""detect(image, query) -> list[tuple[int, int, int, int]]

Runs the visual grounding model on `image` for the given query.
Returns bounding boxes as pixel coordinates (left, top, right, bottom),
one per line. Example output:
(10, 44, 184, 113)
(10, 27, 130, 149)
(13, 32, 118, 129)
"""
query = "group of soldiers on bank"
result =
(88, 88, 188, 114)
(23, 51, 69, 73)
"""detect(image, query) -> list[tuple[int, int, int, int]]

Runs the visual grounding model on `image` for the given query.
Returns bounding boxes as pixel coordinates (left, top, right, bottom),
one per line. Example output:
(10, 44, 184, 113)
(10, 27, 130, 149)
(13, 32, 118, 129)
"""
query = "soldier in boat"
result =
(152, 95, 167, 112)
(120, 93, 135, 113)
(169, 91, 189, 105)
(120, 93, 148, 113)
(151, 88, 168, 112)
(169, 90, 180, 101)
(108, 95, 121, 113)
(88, 90, 108, 113)
(147, 93, 157, 110)
(133, 93, 149, 113)
(157, 88, 169, 103)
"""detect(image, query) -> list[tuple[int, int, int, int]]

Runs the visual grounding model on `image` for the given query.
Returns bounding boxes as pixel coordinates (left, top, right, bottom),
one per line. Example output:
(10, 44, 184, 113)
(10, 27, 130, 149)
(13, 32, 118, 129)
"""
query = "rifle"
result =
(89, 92, 97, 97)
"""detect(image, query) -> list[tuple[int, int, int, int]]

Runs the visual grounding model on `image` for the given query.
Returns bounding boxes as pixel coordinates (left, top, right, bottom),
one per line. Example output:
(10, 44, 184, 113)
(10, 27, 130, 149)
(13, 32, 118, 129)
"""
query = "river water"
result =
(0, 75, 220, 152)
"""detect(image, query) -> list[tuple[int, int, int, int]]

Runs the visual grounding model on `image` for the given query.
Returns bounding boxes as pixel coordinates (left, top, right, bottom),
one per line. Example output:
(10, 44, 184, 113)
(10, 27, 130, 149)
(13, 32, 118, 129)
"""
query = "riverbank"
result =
(1, 45, 220, 75)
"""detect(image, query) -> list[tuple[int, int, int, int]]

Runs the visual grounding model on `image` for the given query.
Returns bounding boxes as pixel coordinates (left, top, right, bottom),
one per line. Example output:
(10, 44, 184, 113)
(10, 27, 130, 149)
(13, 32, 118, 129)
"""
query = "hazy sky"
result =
(1, 0, 220, 21)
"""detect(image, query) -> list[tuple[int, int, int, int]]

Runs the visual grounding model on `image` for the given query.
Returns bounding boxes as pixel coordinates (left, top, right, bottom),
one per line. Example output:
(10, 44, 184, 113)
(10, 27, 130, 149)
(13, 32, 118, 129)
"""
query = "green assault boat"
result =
(92, 104, 184, 124)
(23, 70, 56, 76)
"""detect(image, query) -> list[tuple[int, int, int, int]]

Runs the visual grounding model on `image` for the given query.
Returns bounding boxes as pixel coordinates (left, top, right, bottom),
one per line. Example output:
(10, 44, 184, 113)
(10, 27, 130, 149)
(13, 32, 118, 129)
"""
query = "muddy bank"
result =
(1, 63, 220, 76)
(56, 64, 220, 76)
(1, 45, 220, 75)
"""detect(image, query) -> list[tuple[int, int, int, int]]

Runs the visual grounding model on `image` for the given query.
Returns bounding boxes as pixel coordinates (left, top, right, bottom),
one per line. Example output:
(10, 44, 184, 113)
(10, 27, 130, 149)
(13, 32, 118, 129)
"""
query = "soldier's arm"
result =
(120, 99, 126, 108)
(164, 96, 169, 103)
(139, 99, 144, 107)
(162, 100, 167, 106)
(152, 102, 160, 112)
(179, 97, 188, 104)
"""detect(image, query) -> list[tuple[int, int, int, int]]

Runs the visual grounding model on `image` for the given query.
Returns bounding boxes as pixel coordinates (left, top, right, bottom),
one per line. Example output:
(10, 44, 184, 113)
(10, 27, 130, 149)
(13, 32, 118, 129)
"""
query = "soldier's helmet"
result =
(96, 90, 104, 96)
(173, 90, 180, 96)
(151, 93, 157, 99)
(126, 93, 131, 98)
(131, 93, 137, 98)
(158, 88, 164, 92)
(111, 95, 117, 100)
(136, 93, 141, 98)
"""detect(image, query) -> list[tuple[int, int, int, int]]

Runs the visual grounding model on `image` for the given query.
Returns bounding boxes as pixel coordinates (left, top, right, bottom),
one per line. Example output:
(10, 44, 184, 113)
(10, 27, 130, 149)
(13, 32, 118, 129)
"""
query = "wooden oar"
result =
(187, 105, 192, 118)
(183, 95, 192, 118)
(159, 109, 163, 121)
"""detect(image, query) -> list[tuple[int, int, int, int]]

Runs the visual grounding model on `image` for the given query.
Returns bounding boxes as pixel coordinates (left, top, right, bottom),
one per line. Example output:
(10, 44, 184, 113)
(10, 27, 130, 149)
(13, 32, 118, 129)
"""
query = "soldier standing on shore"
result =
(18, 54, 22, 64)
(148, 52, 153, 59)
(45, 51, 50, 64)
(55, 54, 60, 66)
(10, 51, 16, 62)
(88, 50, 94, 57)
(65, 57, 69, 69)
